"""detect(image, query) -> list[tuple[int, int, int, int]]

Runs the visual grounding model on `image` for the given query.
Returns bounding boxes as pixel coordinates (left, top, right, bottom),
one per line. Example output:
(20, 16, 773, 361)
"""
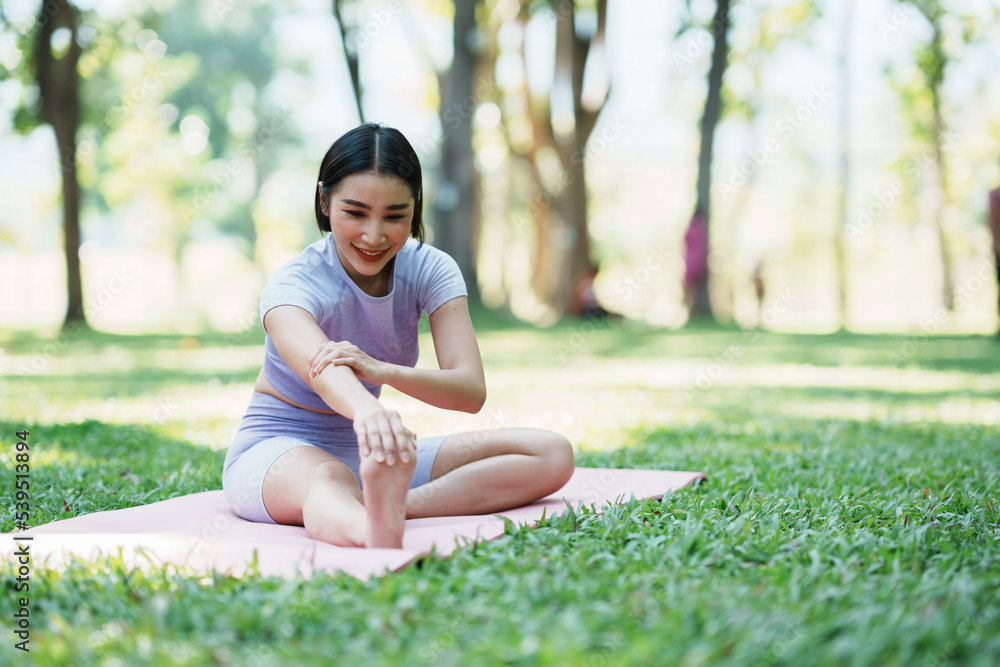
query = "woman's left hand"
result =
(308, 341, 389, 385)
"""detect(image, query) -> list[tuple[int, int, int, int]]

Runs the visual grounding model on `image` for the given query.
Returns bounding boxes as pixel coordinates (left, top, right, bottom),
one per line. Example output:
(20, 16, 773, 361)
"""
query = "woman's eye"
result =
(387, 215, 405, 221)
(345, 210, 364, 218)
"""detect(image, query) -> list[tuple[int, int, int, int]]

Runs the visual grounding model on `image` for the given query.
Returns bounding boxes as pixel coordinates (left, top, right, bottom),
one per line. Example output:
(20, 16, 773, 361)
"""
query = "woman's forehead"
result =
(336, 171, 412, 199)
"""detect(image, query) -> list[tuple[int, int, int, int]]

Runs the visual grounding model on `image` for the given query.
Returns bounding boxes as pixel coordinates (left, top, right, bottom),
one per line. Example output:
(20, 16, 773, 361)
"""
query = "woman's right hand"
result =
(352, 405, 415, 466)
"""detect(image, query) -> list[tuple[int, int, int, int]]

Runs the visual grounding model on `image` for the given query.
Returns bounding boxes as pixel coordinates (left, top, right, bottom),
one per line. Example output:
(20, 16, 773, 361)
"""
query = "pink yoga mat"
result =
(2, 467, 705, 580)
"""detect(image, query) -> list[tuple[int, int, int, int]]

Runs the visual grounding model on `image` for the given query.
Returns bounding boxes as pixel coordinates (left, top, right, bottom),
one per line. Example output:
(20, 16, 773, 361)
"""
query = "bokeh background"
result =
(1, 0, 999, 337)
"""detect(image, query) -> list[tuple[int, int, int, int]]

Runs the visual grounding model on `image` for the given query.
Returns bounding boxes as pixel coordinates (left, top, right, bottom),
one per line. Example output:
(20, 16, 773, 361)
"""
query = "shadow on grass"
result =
(0, 325, 267, 354)
(665, 383, 1000, 408)
(5, 368, 259, 400)
(776, 384, 1000, 404)
(0, 419, 224, 533)
(500, 316, 1000, 373)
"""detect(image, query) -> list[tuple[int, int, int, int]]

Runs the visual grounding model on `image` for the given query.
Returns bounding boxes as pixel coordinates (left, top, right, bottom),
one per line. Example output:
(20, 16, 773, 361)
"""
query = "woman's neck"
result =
(337, 248, 394, 297)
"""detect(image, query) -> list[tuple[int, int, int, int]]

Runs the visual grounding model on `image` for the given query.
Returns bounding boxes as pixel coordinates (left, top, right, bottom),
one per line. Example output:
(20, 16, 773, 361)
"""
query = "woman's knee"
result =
(311, 459, 358, 483)
(525, 429, 575, 485)
(306, 460, 363, 503)
(549, 433, 575, 484)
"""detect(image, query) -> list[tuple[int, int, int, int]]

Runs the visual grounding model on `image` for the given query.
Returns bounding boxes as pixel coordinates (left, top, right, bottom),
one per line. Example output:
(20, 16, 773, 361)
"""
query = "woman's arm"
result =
(308, 296, 487, 414)
(385, 296, 486, 413)
(265, 305, 414, 464)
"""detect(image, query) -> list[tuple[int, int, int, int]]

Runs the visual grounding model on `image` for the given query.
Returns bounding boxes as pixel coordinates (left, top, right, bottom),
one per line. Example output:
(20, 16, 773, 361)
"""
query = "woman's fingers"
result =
(310, 349, 351, 377)
(357, 409, 413, 466)
(364, 419, 385, 463)
(380, 420, 398, 465)
(361, 410, 394, 464)
(387, 412, 413, 463)
(307, 343, 384, 385)
(309, 342, 357, 375)
(309, 342, 337, 367)
(309, 349, 330, 376)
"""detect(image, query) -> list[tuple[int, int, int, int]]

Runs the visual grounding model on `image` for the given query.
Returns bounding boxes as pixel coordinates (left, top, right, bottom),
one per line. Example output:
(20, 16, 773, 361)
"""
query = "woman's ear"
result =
(317, 181, 328, 216)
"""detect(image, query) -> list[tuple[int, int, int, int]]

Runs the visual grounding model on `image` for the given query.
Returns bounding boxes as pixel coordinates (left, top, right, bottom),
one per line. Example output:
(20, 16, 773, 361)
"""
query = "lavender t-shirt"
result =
(258, 235, 467, 412)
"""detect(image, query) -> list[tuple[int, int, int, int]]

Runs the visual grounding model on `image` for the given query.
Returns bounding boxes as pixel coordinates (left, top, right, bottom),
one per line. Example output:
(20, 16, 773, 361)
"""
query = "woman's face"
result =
(320, 171, 414, 291)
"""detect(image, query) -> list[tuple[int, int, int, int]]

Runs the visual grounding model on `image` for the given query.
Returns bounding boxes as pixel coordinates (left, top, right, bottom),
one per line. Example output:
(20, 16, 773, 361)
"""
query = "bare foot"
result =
(360, 454, 415, 548)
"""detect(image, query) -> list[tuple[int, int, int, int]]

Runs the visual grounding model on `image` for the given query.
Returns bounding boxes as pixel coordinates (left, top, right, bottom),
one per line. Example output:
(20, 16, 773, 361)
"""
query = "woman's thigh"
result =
(223, 435, 360, 525)
(263, 443, 363, 526)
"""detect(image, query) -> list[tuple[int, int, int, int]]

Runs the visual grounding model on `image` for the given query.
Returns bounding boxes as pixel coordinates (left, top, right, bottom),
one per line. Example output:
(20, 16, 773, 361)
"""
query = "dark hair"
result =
(315, 123, 424, 242)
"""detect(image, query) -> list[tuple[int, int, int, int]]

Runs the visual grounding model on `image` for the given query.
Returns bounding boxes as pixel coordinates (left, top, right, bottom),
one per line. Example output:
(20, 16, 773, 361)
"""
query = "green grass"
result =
(2, 319, 999, 666)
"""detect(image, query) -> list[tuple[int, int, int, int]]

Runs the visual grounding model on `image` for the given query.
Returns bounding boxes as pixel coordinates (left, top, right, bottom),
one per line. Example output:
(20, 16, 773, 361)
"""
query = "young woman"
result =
(222, 123, 575, 548)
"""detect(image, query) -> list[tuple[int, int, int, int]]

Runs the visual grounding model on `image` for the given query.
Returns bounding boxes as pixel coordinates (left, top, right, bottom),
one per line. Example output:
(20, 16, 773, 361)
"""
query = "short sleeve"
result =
(258, 264, 327, 331)
(417, 247, 468, 314)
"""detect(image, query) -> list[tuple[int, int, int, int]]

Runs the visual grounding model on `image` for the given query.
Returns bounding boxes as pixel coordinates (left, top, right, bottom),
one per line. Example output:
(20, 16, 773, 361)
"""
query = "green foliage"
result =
(0, 0, 297, 263)
(887, 0, 1000, 199)
(2, 324, 999, 664)
(724, 0, 821, 122)
(1, 419, 222, 528)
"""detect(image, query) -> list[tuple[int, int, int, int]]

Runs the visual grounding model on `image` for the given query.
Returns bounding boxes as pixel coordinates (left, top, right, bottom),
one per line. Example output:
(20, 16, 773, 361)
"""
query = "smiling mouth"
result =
(353, 245, 389, 259)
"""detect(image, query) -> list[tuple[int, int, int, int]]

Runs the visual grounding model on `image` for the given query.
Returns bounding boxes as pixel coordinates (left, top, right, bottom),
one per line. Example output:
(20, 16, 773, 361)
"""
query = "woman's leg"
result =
(404, 428, 574, 518)
(262, 444, 416, 548)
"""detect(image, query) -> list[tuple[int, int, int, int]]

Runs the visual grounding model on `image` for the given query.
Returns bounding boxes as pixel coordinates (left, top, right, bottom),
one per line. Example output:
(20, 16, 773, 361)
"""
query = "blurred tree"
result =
(498, 0, 608, 319)
(699, 0, 818, 322)
(434, 0, 481, 304)
(889, 1, 1000, 313)
(835, 0, 855, 330)
(149, 0, 290, 264)
(3, 0, 293, 331)
(898, 0, 955, 311)
(553, 0, 608, 318)
(333, 0, 364, 121)
(887, 2, 992, 314)
(683, 0, 729, 320)
(1, 1, 87, 330)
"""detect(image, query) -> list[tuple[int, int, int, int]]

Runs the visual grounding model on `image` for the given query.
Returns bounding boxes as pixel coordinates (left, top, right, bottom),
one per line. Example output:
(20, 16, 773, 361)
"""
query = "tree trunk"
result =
(333, 0, 364, 122)
(686, 0, 731, 320)
(835, 0, 854, 330)
(435, 0, 480, 303)
(526, 0, 606, 316)
(555, 0, 606, 312)
(36, 1, 84, 330)
(926, 16, 954, 311)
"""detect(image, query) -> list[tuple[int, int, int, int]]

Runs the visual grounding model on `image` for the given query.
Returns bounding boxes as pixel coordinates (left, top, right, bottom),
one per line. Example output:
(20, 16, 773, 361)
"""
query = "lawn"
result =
(2, 316, 999, 666)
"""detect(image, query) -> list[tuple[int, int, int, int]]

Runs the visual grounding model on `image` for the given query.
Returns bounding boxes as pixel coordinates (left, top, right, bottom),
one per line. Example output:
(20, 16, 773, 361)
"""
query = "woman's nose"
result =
(362, 220, 385, 244)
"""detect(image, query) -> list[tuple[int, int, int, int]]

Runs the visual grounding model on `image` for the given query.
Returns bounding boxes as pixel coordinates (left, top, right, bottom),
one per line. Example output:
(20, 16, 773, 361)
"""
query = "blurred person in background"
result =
(683, 208, 709, 313)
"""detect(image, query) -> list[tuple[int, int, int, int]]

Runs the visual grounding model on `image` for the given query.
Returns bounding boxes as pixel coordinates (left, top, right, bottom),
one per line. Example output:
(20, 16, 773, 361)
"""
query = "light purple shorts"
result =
(222, 393, 445, 524)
